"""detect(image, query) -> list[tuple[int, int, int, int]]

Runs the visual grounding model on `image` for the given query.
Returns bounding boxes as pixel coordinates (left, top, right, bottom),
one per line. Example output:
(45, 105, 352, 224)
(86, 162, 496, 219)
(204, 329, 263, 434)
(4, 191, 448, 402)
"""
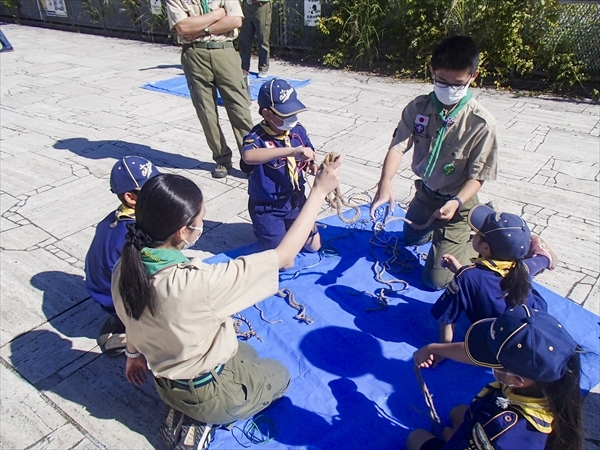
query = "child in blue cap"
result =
(85, 156, 160, 356)
(410, 304, 583, 450)
(242, 79, 320, 267)
(430, 204, 557, 346)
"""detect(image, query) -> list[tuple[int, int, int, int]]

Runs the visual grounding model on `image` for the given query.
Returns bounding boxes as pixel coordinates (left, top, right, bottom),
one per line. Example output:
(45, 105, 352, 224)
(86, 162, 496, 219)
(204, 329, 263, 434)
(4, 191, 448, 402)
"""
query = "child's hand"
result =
(440, 254, 461, 273)
(413, 344, 436, 369)
(293, 146, 316, 162)
(313, 155, 342, 195)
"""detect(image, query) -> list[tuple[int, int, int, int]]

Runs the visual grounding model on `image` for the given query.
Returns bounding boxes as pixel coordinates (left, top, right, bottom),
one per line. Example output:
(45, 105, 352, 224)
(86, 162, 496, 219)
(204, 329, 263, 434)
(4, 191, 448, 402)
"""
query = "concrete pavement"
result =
(1, 23, 599, 449)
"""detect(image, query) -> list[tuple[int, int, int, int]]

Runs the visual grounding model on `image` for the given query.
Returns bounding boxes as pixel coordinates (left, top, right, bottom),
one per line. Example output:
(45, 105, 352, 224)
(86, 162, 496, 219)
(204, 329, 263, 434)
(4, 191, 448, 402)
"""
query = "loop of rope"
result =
(231, 415, 277, 448)
(414, 365, 443, 436)
(276, 288, 314, 324)
(233, 313, 264, 342)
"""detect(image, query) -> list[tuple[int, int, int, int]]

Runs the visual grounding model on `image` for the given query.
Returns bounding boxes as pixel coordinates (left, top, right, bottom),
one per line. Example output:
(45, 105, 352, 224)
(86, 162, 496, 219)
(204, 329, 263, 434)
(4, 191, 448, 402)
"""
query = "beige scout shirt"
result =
(166, 0, 243, 44)
(112, 250, 279, 380)
(389, 94, 498, 196)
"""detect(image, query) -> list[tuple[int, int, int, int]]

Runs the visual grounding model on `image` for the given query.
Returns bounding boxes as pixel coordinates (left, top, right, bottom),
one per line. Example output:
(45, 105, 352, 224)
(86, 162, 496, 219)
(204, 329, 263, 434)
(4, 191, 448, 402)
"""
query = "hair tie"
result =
(125, 222, 153, 251)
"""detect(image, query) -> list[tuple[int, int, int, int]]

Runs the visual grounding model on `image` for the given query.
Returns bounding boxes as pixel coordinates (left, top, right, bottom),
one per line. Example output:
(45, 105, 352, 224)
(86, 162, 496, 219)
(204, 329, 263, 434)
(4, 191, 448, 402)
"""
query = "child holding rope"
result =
(409, 304, 583, 450)
(431, 204, 556, 347)
(370, 36, 498, 290)
(242, 79, 320, 267)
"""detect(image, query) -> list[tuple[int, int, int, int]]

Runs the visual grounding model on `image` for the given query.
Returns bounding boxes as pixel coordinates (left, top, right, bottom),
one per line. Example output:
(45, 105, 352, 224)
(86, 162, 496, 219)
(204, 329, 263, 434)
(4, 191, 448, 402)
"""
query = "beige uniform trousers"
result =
(181, 45, 253, 166)
(153, 342, 290, 425)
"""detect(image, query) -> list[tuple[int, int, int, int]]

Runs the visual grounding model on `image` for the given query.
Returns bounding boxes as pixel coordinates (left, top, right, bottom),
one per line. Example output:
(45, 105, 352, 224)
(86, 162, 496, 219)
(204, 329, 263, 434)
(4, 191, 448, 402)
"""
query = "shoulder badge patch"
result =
(446, 278, 459, 295)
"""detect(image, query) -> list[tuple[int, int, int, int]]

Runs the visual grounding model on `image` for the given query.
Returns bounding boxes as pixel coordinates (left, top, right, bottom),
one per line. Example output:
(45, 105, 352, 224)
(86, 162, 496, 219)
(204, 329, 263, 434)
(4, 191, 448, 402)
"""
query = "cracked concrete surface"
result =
(1, 24, 599, 449)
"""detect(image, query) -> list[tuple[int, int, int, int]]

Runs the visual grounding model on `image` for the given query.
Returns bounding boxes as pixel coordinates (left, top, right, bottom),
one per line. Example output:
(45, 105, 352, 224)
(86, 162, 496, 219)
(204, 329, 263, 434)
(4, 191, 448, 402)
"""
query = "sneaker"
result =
(97, 316, 127, 357)
(174, 418, 214, 450)
(0, 47, 14, 53)
(159, 407, 185, 449)
(526, 235, 558, 270)
(211, 164, 231, 179)
(258, 69, 268, 78)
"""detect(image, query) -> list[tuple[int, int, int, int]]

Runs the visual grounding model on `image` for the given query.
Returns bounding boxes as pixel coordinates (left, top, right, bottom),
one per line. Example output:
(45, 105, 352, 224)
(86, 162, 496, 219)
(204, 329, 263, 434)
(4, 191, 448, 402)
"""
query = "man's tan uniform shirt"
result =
(166, 0, 244, 44)
(112, 250, 279, 380)
(389, 94, 498, 196)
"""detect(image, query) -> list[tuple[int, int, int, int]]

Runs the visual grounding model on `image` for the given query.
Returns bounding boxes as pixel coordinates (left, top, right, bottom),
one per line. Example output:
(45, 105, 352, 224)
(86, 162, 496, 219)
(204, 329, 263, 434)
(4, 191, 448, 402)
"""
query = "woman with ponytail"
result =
(430, 204, 557, 347)
(111, 159, 341, 450)
(410, 304, 583, 450)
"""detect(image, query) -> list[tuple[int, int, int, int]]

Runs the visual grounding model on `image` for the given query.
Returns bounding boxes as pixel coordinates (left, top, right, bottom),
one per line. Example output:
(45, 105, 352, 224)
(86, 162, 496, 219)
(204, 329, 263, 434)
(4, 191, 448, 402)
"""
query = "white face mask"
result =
(182, 225, 203, 250)
(433, 83, 469, 106)
(277, 114, 298, 131)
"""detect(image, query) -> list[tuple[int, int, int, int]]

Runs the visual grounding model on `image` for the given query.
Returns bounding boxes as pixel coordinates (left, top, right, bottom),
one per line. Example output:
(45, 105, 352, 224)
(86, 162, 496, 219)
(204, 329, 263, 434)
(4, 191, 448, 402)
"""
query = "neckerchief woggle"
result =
(422, 90, 473, 179)
(477, 381, 553, 433)
(260, 122, 301, 191)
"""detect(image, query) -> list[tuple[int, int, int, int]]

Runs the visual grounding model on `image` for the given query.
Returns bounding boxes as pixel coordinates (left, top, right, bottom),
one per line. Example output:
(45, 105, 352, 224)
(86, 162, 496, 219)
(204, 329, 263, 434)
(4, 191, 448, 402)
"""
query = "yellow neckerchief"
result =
(471, 257, 515, 277)
(260, 122, 300, 190)
(111, 204, 136, 227)
(477, 381, 553, 433)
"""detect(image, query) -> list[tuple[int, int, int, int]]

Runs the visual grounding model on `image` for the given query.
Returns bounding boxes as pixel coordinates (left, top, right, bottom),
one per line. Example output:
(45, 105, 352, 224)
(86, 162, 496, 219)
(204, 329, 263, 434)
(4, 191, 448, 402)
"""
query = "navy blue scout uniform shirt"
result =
(84, 208, 134, 310)
(431, 261, 548, 325)
(242, 122, 314, 203)
(443, 383, 551, 450)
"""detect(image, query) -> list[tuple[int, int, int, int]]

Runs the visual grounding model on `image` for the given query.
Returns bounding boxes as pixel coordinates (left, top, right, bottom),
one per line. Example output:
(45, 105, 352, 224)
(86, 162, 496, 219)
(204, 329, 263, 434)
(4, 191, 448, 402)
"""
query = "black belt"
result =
(419, 180, 453, 201)
(183, 41, 234, 50)
(171, 364, 225, 389)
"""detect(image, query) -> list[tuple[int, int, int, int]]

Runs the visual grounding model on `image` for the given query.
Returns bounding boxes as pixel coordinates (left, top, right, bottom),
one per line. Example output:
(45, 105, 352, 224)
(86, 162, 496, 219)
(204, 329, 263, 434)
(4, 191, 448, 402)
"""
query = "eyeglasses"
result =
(433, 76, 472, 90)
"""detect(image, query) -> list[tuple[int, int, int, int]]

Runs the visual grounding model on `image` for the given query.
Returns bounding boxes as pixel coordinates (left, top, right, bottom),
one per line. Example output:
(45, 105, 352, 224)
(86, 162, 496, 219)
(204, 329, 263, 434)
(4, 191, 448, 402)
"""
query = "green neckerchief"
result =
(478, 381, 553, 434)
(140, 247, 189, 276)
(471, 257, 515, 277)
(200, 0, 210, 14)
(422, 90, 473, 179)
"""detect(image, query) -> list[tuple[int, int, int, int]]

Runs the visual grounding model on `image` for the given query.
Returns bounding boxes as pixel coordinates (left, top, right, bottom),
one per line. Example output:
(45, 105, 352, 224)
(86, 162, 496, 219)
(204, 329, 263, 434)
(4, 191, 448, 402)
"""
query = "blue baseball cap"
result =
(468, 204, 531, 260)
(110, 156, 160, 194)
(258, 79, 307, 117)
(465, 305, 577, 382)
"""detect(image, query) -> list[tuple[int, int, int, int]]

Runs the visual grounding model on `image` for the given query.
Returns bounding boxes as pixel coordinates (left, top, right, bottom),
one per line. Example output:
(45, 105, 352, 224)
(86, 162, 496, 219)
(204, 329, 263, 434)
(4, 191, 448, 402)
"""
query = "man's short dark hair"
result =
(431, 36, 479, 74)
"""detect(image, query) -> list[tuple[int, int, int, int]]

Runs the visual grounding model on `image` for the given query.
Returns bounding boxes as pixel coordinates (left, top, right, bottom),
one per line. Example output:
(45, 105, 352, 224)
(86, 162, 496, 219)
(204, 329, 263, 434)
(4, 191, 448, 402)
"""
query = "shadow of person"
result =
(139, 64, 183, 72)
(299, 325, 490, 446)
(53, 137, 251, 180)
(324, 284, 442, 345)
(53, 137, 206, 171)
(32, 270, 101, 341)
(8, 330, 163, 448)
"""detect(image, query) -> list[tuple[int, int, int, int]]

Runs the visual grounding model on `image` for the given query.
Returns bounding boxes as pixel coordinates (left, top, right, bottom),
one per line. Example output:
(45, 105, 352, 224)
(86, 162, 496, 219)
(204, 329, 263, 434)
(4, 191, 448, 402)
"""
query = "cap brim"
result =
(467, 204, 495, 234)
(271, 99, 308, 117)
(465, 318, 503, 369)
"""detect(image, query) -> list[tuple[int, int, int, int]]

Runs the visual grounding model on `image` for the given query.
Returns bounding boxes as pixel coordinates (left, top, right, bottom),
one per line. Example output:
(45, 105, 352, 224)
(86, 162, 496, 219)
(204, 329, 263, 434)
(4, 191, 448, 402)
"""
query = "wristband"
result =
(451, 196, 463, 209)
(125, 349, 142, 358)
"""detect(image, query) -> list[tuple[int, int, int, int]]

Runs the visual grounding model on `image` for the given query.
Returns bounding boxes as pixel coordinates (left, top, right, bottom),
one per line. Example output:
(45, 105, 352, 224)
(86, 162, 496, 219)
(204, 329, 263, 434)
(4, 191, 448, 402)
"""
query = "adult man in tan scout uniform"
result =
(166, 0, 253, 178)
(370, 36, 498, 291)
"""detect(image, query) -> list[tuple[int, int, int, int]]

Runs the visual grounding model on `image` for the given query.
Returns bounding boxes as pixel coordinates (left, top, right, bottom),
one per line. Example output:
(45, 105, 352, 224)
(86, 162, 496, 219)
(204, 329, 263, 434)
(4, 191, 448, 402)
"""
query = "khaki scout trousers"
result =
(239, 1, 272, 72)
(403, 180, 478, 290)
(181, 46, 253, 166)
(153, 343, 290, 425)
